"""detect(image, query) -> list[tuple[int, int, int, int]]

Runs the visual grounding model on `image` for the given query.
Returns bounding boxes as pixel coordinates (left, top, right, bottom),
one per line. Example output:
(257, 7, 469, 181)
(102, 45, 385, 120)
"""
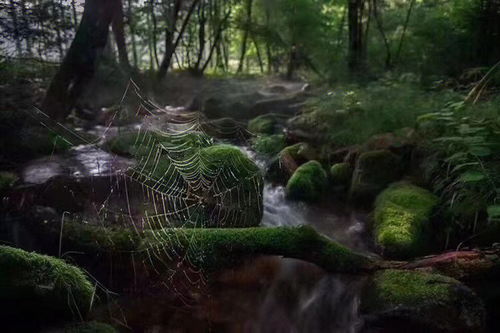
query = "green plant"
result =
(417, 100, 500, 240)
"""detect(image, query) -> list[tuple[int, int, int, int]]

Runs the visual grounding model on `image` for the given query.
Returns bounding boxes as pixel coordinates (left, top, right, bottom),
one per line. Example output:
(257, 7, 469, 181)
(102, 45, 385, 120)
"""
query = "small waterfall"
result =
(238, 147, 368, 333)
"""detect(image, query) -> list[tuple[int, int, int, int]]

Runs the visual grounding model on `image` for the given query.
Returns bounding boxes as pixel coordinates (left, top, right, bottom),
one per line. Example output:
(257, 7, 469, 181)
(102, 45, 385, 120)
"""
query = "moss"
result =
(65, 321, 117, 333)
(248, 114, 277, 134)
(286, 160, 327, 202)
(0, 171, 18, 191)
(350, 149, 402, 199)
(141, 225, 372, 273)
(374, 182, 439, 259)
(363, 269, 485, 332)
(0, 245, 93, 323)
(251, 134, 286, 156)
(330, 163, 352, 188)
(279, 142, 316, 161)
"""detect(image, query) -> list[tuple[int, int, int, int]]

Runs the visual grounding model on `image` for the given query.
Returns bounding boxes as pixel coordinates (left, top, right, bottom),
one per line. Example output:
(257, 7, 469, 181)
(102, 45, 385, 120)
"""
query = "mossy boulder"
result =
(363, 269, 485, 332)
(192, 144, 263, 227)
(248, 114, 278, 135)
(350, 149, 402, 199)
(0, 245, 94, 325)
(329, 162, 352, 189)
(286, 161, 327, 202)
(374, 183, 439, 259)
(0, 171, 18, 192)
(266, 142, 317, 183)
(251, 134, 286, 156)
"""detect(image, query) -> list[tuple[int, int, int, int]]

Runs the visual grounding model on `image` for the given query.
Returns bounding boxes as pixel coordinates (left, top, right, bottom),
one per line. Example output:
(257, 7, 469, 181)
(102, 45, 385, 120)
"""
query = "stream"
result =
(15, 110, 373, 332)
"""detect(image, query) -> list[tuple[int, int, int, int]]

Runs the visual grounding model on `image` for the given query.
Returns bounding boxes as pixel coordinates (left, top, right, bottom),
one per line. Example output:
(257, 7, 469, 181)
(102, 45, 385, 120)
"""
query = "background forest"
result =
(1, 0, 500, 332)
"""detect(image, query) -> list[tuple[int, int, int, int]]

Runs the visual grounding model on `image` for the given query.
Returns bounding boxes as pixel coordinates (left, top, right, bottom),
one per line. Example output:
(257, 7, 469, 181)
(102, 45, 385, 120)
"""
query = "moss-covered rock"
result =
(286, 161, 327, 202)
(363, 269, 485, 332)
(0, 171, 18, 192)
(374, 182, 439, 259)
(0, 245, 94, 325)
(280, 142, 317, 161)
(248, 114, 282, 134)
(266, 142, 317, 183)
(64, 321, 117, 333)
(330, 162, 352, 189)
(197, 144, 263, 227)
(350, 149, 402, 199)
(251, 134, 286, 156)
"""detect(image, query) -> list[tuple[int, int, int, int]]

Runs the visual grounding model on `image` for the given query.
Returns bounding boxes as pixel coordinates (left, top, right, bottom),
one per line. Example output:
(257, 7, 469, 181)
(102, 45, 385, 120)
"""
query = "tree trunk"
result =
(157, 0, 200, 80)
(237, 0, 254, 73)
(348, 0, 366, 73)
(111, 0, 131, 71)
(41, 0, 117, 121)
(127, 0, 138, 68)
(9, 0, 22, 57)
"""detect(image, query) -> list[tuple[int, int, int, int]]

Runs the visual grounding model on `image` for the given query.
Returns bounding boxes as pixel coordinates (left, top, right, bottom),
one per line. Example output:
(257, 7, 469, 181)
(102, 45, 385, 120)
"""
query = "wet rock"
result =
(251, 134, 286, 156)
(200, 117, 250, 140)
(248, 114, 277, 135)
(350, 150, 402, 200)
(266, 142, 316, 183)
(286, 161, 327, 202)
(329, 163, 352, 190)
(373, 182, 439, 259)
(198, 144, 264, 227)
(362, 269, 485, 333)
(0, 245, 93, 326)
(0, 171, 18, 192)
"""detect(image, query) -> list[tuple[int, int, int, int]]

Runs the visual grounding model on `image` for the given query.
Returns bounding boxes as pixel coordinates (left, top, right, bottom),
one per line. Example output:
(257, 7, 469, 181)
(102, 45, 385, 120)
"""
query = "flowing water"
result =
(15, 124, 372, 332)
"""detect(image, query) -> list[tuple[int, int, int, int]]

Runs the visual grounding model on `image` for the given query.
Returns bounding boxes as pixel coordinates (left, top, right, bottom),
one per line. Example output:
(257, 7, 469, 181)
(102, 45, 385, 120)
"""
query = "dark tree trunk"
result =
(112, 0, 131, 71)
(41, 0, 117, 121)
(9, 0, 22, 56)
(158, 0, 200, 79)
(127, 0, 138, 68)
(237, 0, 254, 73)
(348, 0, 366, 73)
(478, 0, 500, 66)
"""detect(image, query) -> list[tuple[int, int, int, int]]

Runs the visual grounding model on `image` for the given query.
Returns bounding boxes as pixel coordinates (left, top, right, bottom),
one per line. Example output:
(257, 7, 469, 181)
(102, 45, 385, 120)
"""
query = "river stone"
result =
(362, 269, 485, 333)
(286, 160, 327, 202)
(0, 245, 93, 326)
(373, 182, 439, 259)
(350, 149, 402, 200)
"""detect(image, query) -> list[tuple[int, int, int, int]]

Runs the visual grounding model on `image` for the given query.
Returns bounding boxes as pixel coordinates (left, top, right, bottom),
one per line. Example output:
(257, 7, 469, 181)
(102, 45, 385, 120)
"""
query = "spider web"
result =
(36, 79, 265, 313)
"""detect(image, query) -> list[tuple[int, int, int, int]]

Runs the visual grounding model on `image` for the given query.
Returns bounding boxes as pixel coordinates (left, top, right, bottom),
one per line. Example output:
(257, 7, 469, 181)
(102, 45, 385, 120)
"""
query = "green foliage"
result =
(286, 160, 327, 202)
(417, 99, 500, 239)
(294, 80, 457, 146)
(374, 182, 439, 259)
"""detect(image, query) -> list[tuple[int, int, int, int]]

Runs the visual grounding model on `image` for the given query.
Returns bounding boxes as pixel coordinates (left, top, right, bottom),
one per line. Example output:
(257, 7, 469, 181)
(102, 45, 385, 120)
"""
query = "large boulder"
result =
(350, 150, 402, 199)
(362, 269, 485, 332)
(266, 142, 317, 183)
(251, 134, 286, 156)
(329, 162, 353, 190)
(247, 113, 288, 135)
(374, 183, 439, 259)
(0, 246, 94, 327)
(286, 161, 327, 202)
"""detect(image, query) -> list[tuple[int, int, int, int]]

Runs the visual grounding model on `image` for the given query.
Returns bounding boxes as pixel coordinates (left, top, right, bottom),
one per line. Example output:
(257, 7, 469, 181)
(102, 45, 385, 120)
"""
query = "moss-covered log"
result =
(44, 220, 373, 273)
(140, 225, 374, 273)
